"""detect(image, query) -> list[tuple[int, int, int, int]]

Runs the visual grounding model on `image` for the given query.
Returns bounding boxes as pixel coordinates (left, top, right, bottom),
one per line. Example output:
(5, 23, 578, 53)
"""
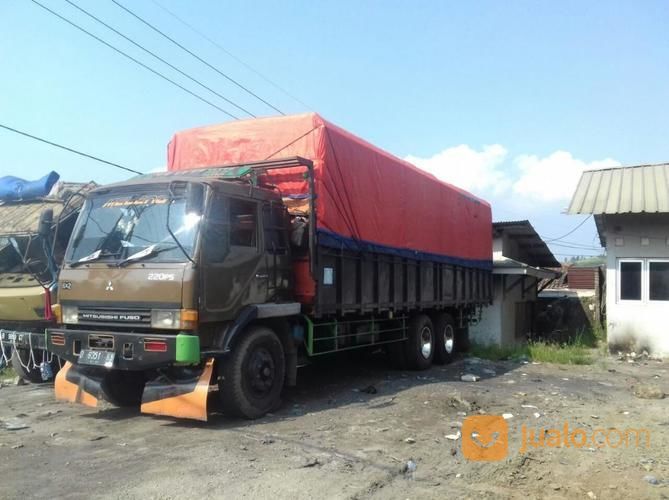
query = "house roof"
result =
(492, 256, 560, 279)
(567, 163, 669, 215)
(493, 220, 561, 268)
(0, 181, 95, 236)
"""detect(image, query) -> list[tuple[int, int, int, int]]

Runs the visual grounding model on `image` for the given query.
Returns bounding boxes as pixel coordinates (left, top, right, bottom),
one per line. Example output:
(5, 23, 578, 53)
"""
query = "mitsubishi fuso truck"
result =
(47, 113, 492, 420)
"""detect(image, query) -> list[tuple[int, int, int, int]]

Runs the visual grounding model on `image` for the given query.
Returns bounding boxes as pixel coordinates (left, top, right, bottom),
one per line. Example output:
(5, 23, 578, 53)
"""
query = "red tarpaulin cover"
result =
(167, 113, 492, 269)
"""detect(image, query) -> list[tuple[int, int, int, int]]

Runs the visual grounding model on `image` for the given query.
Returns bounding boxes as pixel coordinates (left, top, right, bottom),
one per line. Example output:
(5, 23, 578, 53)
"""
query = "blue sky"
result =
(1, 0, 668, 258)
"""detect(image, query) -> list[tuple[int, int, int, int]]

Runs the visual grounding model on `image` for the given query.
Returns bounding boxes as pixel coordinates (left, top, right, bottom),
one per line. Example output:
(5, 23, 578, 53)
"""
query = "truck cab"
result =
(49, 160, 305, 419)
(0, 181, 91, 382)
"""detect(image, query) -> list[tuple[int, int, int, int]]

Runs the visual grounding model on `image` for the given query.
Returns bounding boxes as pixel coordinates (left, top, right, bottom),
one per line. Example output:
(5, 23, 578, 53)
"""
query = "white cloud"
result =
(512, 151, 619, 202)
(407, 146, 620, 208)
(405, 144, 510, 195)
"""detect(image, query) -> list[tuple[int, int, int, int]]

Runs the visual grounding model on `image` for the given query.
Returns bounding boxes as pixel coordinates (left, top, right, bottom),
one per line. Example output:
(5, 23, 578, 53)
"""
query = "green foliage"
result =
(469, 334, 596, 365)
(527, 341, 592, 365)
(469, 343, 528, 362)
(564, 254, 606, 267)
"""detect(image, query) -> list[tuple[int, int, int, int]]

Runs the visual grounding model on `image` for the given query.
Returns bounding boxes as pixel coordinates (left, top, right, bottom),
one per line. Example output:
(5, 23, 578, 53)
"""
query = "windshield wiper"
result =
(70, 249, 121, 268)
(116, 244, 177, 267)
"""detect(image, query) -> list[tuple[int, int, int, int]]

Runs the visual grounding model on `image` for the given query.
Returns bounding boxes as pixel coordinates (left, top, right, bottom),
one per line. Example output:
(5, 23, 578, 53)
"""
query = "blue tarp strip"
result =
(317, 228, 493, 271)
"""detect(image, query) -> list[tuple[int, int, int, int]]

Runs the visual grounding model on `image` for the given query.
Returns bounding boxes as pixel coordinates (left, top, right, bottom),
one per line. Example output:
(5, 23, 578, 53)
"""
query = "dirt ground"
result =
(1, 352, 667, 499)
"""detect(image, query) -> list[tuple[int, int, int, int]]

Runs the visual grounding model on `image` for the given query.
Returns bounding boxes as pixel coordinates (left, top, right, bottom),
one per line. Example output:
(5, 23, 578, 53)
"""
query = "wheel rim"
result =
(246, 346, 276, 396)
(444, 324, 455, 354)
(420, 326, 433, 359)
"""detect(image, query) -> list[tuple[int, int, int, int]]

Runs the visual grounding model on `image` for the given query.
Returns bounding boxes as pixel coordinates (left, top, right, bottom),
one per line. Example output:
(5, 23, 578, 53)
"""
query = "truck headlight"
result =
(150, 309, 198, 330)
(151, 309, 179, 329)
(62, 305, 79, 324)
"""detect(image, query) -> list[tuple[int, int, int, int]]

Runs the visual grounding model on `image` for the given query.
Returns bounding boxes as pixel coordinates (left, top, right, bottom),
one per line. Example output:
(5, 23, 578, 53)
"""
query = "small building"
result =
(568, 163, 669, 355)
(537, 265, 605, 342)
(470, 221, 560, 346)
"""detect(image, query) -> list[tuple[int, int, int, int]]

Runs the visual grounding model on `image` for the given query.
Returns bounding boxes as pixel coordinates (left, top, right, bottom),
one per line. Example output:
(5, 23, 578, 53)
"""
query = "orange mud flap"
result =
(54, 361, 103, 408)
(140, 358, 215, 422)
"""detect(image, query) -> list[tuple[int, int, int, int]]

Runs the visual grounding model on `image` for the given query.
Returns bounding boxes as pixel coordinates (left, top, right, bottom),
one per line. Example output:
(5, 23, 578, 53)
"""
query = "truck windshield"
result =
(0, 235, 54, 284)
(66, 193, 200, 265)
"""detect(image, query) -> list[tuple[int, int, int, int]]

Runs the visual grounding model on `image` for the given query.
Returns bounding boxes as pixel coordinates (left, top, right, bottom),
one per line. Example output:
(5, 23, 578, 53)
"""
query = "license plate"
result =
(79, 349, 115, 368)
(1, 331, 22, 343)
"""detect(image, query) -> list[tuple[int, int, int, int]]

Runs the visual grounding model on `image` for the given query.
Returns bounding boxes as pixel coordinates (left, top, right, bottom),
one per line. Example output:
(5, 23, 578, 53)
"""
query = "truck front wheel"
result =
(218, 326, 285, 419)
(100, 370, 145, 407)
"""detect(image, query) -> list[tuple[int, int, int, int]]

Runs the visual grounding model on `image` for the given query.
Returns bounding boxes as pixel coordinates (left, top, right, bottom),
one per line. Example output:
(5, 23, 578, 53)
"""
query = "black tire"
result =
(100, 370, 145, 407)
(404, 314, 434, 370)
(433, 312, 456, 365)
(11, 348, 59, 384)
(218, 326, 285, 419)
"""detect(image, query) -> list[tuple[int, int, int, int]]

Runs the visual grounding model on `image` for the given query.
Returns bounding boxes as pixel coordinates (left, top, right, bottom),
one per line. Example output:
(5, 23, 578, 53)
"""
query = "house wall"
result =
(604, 214, 669, 355)
(493, 233, 524, 263)
(470, 274, 538, 346)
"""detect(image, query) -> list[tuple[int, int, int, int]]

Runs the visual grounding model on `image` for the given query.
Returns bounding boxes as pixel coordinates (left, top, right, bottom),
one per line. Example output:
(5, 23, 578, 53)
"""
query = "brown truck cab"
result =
(49, 159, 304, 419)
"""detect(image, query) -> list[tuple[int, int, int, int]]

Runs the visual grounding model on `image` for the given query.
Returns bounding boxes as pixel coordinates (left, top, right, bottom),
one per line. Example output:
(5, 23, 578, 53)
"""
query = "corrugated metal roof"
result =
(493, 220, 561, 268)
(568, 163, 669, 214)
(0, 181, 94, 236)
(0, 199, 67, 235)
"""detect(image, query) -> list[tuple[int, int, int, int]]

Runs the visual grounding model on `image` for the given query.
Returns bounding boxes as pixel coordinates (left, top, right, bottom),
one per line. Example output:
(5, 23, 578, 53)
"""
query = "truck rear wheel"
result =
(404, 314, 434, 370)
(11, 348, 60, 384)
(433, 313, 456, 365)
(218, 326, 285, 419)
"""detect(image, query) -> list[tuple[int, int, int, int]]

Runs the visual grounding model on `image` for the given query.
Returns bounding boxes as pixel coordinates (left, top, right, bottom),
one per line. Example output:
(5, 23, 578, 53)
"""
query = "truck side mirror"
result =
(38, 208, 54, 237)
(185, 183, 205, 216)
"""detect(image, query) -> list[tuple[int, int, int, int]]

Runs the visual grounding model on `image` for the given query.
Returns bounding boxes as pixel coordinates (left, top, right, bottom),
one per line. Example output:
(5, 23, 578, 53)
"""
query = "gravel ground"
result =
(0, 352, 667, 499)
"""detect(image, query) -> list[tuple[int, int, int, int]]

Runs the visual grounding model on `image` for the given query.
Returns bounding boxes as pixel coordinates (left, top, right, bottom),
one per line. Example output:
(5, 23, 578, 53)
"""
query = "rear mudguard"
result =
(140, 358, 215, 422)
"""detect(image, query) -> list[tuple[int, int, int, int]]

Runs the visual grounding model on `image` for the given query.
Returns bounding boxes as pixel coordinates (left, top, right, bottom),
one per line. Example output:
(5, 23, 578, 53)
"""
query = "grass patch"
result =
(0, 365, 16, 379)
(469, 343, 529, 362)
(469, 335, 595, 365)
(527, 342, 592, 365)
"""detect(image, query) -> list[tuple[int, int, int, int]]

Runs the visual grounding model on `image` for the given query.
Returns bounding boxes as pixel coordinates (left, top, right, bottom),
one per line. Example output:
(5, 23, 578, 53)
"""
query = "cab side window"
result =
(230, 199, 257, 248)
(262, 202, 288, 255)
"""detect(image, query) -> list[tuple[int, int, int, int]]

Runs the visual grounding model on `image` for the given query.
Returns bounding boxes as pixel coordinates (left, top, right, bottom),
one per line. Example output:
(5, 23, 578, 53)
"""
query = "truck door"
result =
(202, 195, 267, 317)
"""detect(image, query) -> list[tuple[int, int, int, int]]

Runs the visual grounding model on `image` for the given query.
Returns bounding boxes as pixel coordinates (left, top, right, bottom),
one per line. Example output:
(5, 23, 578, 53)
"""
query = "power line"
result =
(0, 123, 142, 175)
(553, 238, 603, 248)
(149, 0, 312, 111)
(63, 0, 255, 117)
(110, 0, 285, 116)
(549, 241, 603, 251)
(541, 215, 593, 243)
(30, 0, 239, 119)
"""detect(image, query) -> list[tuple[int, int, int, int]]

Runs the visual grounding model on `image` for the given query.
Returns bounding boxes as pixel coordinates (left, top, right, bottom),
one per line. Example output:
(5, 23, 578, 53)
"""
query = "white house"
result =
(568, 163, 669, 356)
(470, 221, 559, 346)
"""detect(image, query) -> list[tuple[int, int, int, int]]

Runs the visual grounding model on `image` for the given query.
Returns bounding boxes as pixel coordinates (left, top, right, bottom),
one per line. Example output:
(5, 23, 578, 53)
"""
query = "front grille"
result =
(78, 308, 151, 326)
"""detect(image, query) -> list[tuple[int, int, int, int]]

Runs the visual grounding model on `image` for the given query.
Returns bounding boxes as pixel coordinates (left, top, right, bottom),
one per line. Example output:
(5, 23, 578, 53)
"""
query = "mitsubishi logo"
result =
(105, 281, 114, 291)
